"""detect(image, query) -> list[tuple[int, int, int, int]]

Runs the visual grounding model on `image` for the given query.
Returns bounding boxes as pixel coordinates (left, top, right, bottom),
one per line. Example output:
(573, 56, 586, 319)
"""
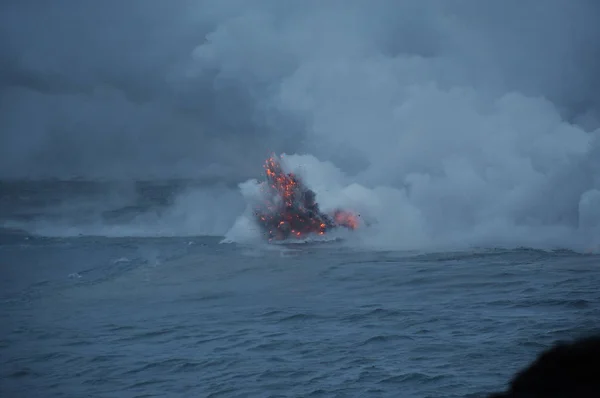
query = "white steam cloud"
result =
(2, 0, 600, 250)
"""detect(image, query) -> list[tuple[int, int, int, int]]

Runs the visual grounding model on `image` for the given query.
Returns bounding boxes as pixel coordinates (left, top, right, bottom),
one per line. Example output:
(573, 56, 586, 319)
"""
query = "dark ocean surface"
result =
(1, 182, 599, 398)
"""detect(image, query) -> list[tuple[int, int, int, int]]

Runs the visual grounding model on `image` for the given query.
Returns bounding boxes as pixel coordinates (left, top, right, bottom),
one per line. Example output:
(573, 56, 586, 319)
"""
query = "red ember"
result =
(253, 155, 359, 241)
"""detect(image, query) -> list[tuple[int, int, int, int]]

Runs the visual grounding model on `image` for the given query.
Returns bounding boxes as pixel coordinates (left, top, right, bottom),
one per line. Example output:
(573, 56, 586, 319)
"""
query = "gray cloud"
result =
(0, 0, 598, 180)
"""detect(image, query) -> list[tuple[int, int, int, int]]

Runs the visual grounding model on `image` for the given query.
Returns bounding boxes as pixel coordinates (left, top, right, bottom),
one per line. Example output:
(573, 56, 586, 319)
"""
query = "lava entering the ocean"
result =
(253, 155, 359, 241)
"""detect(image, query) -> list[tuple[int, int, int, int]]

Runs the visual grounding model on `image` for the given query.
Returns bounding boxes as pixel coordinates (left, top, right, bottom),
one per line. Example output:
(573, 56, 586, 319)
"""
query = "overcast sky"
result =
(1, 0, 599, 180)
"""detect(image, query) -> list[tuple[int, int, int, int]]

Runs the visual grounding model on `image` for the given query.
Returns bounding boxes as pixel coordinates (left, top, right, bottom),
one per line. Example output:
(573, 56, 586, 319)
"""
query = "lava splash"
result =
(253, 155, 359, 241)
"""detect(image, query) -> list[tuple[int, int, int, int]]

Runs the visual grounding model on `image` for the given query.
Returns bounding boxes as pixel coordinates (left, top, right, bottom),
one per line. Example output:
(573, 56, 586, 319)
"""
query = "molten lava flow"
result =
(254, 154, 360, 241)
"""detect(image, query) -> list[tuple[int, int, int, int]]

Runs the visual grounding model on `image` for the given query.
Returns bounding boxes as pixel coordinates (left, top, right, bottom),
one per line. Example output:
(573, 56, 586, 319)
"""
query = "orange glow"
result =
(263, 155, 299, 209)
(334, 210, 359, 230)
(255, 154, 360, 241)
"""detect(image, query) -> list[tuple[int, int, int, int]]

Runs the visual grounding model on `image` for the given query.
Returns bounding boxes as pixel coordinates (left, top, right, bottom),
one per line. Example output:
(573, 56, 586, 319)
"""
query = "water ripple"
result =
(2, 238, 599, 397)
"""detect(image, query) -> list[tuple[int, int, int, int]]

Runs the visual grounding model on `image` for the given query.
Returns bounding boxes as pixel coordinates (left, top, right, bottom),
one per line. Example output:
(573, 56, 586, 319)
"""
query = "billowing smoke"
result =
(225, 154, 359, 243)
(2, 1, 600, 250)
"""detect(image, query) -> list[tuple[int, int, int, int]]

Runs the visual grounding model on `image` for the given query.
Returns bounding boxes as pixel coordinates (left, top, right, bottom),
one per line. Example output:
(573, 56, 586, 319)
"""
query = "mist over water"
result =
(2, 0, 600, 251)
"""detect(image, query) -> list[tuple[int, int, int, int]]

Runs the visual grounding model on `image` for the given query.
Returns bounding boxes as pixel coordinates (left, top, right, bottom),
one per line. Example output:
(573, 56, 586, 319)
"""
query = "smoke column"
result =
(2, 0, 600, 250)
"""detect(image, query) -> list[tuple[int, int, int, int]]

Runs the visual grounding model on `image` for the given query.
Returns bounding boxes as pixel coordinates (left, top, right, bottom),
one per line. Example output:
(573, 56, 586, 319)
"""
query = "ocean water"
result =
(1, 182, 599, 398)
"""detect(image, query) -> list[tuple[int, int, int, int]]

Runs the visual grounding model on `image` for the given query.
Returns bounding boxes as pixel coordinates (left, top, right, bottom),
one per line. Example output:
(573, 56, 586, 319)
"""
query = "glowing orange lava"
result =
(333, 210, 359, 230)
(254, 154, 360, 241)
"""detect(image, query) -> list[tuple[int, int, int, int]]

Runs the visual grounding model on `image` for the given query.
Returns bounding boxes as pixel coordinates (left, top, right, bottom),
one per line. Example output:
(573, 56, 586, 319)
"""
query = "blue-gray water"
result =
(1, 182, 599, 398)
